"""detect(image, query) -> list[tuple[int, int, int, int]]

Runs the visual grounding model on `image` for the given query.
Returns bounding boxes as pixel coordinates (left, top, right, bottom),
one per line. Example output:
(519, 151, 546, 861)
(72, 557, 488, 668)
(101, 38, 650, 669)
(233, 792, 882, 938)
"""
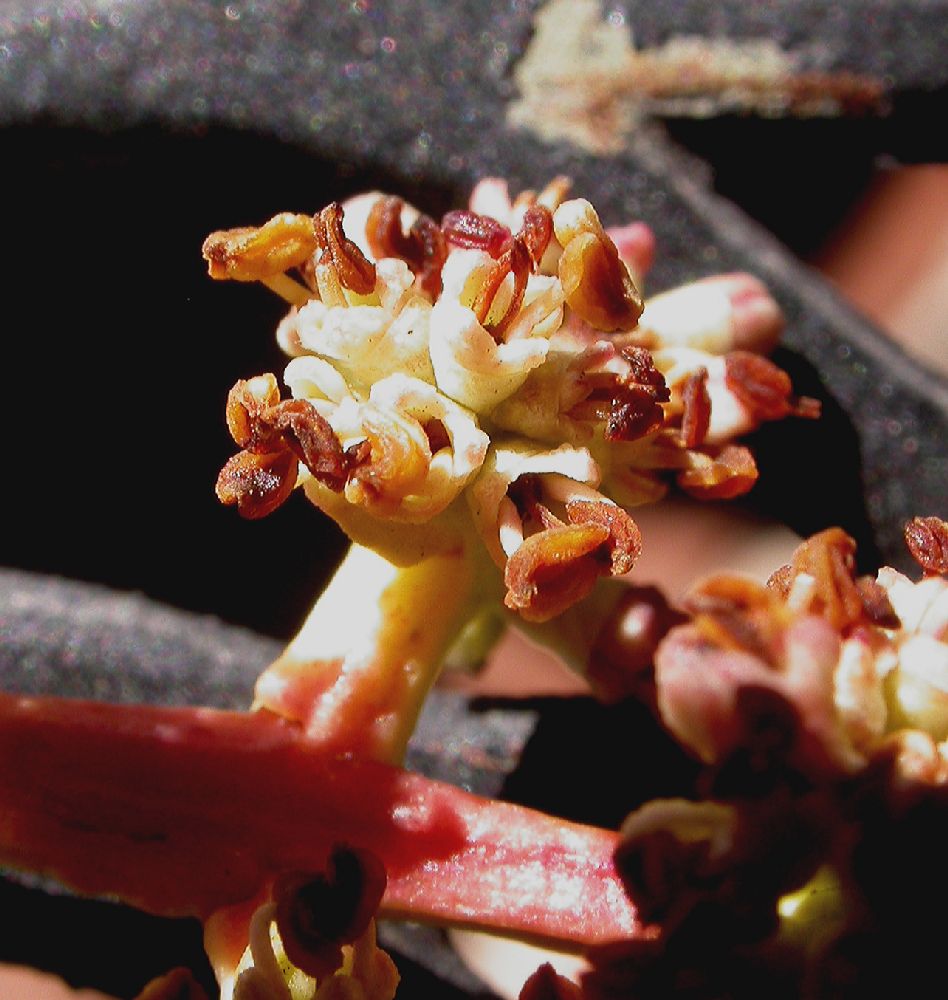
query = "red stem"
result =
(0, 693, 640, 948)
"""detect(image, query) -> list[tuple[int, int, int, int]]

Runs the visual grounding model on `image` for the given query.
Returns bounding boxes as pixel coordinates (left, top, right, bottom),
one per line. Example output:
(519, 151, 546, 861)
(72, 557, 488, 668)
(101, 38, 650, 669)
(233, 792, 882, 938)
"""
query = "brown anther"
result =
(679, 368, 711, 449)
(677, 444, 758, 500)
(273, 845, 387, 981)
(202, 213, 317, 281)
(218, 375, 349, 517)
(504, 521, 609, 622)
(344, 414, 431, 512)
(684, 576, 783, 665)
(724, 351, 821, 423)
(504, 498, 641, 622)
(225, 374, 283, 452)
(605, 347, 670, 442)
(566, 499, 643, 576)
(410, 214, 449, 299)
(786, 527, 865, 632)
(367, 196, 419, 262)
(471, 237, 532, 342)
(517, 204, 554, 269)
(557, 220, 643, 332)
(518, 963, 584, 1000)
(266, 399, 350, 493)
(224, 376, 349, 493)
(215, 449, 298, 520)
(441, 209, 512, 258)
(366, 197, 447, 298)
(314, 202, 376, 295)
(904, 516, 948, 576)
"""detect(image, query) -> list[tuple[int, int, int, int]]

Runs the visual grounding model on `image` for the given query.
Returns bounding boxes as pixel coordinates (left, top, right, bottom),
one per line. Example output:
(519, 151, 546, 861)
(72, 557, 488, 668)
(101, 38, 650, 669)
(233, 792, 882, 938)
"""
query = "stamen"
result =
(246, 903, 291, 1000)
(497, 496, 526, 558)
(540, 472, 608, 506)
(261, 273, 314, 307)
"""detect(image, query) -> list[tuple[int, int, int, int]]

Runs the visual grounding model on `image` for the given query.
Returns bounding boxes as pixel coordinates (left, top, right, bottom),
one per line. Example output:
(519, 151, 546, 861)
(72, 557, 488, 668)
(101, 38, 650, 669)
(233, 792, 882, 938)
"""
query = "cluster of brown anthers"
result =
(204, 177, 818, 625)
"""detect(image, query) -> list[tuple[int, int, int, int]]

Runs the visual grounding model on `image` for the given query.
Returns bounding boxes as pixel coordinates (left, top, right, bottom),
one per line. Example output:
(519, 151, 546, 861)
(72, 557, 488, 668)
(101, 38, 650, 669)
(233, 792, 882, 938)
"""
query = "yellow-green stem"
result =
(253, 541, 480, 764)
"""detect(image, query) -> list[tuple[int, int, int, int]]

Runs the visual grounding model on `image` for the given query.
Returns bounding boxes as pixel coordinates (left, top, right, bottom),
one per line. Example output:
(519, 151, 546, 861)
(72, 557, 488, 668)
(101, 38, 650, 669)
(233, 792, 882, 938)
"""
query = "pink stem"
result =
(0, 693, 640, 949)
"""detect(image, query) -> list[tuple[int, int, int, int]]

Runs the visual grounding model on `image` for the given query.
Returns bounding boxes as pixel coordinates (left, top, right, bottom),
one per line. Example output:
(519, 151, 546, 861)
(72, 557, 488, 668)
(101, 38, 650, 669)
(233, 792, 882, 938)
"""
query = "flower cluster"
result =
(589, 516, 948, 998)
(204, 178, 816, 623)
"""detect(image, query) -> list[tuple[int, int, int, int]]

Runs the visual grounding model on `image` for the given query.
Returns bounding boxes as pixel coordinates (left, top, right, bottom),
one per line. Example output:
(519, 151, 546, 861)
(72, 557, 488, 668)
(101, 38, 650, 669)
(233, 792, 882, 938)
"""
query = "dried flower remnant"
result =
(509, 0, 886, 156)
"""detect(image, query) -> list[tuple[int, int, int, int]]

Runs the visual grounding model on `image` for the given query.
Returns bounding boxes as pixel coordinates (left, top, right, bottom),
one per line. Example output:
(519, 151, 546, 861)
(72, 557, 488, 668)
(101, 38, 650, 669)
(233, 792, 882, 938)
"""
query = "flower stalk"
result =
(253, 540, 489, 762)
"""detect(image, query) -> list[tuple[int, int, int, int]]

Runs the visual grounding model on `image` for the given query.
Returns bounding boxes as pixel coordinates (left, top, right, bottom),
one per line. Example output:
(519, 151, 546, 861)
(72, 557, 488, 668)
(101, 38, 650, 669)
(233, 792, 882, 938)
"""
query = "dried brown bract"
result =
(367, 196, 447, 298)
(905, 516, 948, 576)
(202, 212, 317, 281)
